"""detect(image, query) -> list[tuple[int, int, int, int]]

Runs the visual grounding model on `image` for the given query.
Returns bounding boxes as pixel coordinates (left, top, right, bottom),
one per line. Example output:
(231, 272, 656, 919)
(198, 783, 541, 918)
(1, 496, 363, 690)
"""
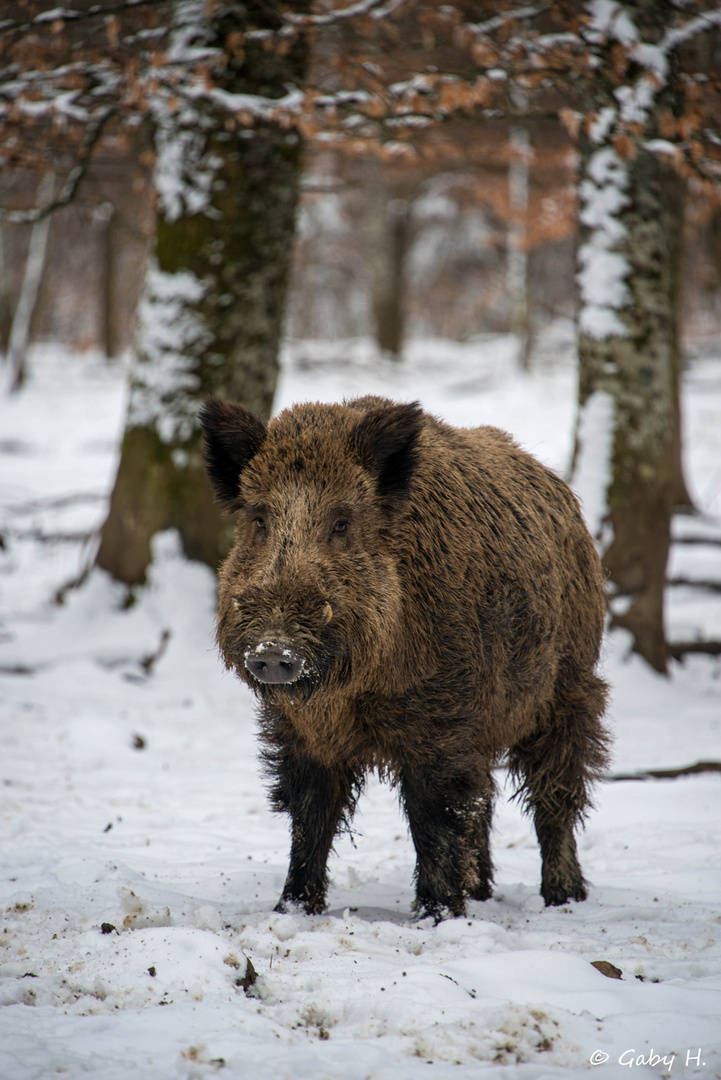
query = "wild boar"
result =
(200, 395, 610, 921)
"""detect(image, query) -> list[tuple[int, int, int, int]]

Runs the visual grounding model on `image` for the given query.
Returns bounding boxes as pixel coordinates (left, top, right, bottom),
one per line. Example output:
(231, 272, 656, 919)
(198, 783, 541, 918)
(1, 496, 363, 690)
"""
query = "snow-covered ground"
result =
(1, 331, 720, 1079)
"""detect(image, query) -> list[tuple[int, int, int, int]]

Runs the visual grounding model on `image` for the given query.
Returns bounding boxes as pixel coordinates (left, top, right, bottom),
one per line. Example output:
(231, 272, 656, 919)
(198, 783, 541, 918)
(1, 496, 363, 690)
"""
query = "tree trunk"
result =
(671, 335, 694, 513)
(365, 161, 410, 359)
(4, 172, 53, 394)
(507, 125, 533, 370)
(374, 197, 409, 359)
(96, 3, 307, 586)
(573, 138, 685, 674)
(0, 206, 10, 356)
(100, 203, 119, 361)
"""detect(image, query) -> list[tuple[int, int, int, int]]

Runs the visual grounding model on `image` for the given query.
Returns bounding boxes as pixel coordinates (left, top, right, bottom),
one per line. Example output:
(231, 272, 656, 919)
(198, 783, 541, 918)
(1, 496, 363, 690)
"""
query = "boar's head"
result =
(199, 396, 423, 704)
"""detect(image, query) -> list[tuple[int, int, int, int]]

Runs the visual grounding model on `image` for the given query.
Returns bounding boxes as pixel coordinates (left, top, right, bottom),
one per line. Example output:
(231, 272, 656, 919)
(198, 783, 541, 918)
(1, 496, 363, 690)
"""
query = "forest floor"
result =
(1, 327, 720, 1079)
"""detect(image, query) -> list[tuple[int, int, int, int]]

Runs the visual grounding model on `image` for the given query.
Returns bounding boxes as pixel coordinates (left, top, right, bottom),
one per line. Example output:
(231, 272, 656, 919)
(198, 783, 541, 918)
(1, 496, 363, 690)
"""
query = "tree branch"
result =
(0, 0, 174, 39)
(1, 108, 116, 224)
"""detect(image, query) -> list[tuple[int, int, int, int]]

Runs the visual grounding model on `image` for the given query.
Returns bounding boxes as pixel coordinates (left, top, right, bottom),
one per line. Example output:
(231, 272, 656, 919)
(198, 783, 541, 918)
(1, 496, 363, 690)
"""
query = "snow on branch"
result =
(189, 84, 306, 122)
(2, 0, 720, 205)
(0, 0, 173, 36)
(284, 0, 409, 27)
(585, 0, 721, 73)
(662, 7, 721, 51)
(463, 5, 548, 37)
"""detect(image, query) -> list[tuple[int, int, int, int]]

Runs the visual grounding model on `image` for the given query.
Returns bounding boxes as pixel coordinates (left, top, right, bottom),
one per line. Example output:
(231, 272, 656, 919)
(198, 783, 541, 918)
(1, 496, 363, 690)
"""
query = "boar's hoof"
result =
(244, 642, 305, 685)
(415, 900, 466, 924)
(541, 876, 588, 907)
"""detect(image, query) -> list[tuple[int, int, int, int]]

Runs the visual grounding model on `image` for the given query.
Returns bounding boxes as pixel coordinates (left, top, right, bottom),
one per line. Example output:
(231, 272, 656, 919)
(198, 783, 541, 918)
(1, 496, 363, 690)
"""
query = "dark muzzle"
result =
(244, 642, 306, 685)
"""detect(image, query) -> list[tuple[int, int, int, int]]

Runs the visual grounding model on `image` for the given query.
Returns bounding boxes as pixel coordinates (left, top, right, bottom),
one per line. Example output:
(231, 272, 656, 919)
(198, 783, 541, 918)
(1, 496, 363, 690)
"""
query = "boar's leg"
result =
(264, 744, 360, 915)
(399, 763, 493, 922)
(508, 676, 610, 906)
(466, 771, 496, 903)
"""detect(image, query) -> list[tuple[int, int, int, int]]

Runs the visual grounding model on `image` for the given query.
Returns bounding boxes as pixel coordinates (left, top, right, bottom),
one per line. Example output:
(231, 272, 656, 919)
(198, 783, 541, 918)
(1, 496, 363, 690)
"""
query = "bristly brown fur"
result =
(200, 395, 611, 920)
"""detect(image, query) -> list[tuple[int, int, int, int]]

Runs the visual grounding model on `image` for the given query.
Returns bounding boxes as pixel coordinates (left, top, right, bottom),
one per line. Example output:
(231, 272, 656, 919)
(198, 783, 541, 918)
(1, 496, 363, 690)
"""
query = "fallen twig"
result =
(668, 639, 721, 660)
(611, 760, 721, 782)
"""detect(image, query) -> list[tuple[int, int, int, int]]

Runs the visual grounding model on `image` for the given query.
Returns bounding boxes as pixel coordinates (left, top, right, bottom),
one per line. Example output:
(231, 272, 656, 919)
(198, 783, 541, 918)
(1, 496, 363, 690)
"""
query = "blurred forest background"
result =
(3, 90, 720, 367)
(1, 0, 721, 674)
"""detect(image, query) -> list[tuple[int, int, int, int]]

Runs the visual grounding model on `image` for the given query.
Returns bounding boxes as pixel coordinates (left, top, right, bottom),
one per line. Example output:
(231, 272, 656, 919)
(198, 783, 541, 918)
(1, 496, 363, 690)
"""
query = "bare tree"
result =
(3, 172, 54, 392)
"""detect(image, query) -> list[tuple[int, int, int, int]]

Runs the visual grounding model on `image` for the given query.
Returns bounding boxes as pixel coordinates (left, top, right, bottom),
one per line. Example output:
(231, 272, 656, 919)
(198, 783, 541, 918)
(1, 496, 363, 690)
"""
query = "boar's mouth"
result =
(243, 641, 308, 686)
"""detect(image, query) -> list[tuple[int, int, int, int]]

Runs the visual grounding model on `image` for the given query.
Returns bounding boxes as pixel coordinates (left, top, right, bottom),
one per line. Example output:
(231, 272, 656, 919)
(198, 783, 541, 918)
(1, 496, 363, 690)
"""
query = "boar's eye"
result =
(330, 520, 348, 538)
(253, 515, 267, 533)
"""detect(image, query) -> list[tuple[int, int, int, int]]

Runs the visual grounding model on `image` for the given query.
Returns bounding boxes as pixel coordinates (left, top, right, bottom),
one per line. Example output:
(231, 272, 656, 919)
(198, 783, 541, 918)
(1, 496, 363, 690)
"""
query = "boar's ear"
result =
(352, 401, 423, 502)
(198, 397, 267, 512)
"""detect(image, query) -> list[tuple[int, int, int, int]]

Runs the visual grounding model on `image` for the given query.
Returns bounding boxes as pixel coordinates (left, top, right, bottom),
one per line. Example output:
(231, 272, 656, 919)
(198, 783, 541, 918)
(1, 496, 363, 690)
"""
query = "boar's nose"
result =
(244, 642, 306, 685)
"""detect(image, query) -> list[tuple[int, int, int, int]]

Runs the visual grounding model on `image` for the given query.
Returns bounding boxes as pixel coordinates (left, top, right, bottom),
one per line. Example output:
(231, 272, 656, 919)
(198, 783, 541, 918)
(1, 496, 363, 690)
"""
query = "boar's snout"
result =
(244, 641, 306, 685)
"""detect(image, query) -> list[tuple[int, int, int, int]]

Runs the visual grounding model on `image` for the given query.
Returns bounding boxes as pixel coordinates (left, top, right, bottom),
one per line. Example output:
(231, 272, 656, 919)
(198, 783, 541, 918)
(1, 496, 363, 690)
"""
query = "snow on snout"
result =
(243, 641, 308, 684)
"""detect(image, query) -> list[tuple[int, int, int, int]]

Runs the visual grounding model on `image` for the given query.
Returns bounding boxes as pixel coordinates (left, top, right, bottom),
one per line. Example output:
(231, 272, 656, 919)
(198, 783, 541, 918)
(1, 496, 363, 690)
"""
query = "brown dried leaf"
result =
(236, 957, 258, 995)
(613, 133, 637, 159)
(657, 111, 677, 138)
(559, 107, 581, 140)
(679, 111, 701, 139)
(226, 31, 244, 58)
(471, 39, 499, 67)
(106, 16, 121, 48)
(591, 960, 623, 980)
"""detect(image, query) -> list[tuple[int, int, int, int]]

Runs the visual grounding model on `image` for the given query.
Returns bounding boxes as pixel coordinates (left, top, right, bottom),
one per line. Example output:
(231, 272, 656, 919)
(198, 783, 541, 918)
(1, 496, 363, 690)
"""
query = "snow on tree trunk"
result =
(96, 2, 307, 586)
(572, 103, 684, 674)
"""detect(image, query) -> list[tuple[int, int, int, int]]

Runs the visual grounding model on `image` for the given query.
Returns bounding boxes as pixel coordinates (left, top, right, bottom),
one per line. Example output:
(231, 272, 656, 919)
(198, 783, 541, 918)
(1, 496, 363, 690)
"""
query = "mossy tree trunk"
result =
(573, 138, 685, 674)
(96, 2, 308, 586)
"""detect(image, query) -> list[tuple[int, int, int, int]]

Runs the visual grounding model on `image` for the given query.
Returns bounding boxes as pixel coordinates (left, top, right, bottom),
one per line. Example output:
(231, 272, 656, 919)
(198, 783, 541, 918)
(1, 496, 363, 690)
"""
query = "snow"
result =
(643, 139, 679, 159)
(662, 10, 721, 53)
(128, 260, 208, 445)
(203, 87, 306, 123)
(569, 389, 615, 540)
(577, 145, 631, 340)
(150, 2, 222, 224)
(614, 78, 657, 128)
(285, 0, 408, 26)
(152, 119, 216, 224)
(1, 333, 721, 1079)
(584, 3, 668, 85)
(584, 1, 638, 47)
(464, 8, 542, 40)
